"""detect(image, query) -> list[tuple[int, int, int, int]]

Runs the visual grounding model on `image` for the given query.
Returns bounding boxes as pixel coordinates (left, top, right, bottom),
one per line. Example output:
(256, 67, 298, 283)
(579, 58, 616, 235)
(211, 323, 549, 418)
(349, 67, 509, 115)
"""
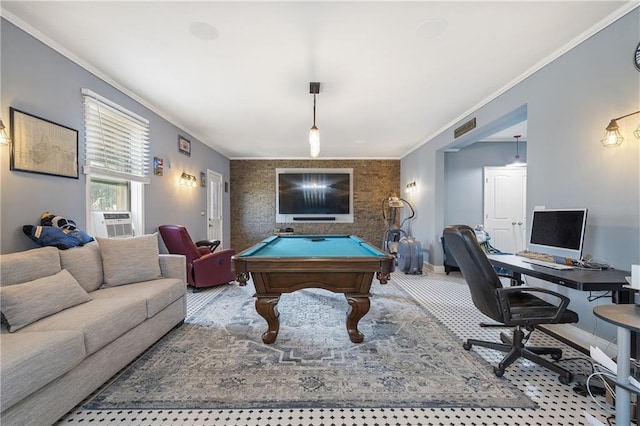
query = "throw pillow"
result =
(59, 241, 104, 293)
(97, 234, 162, 287)
(0, 269, 92, 332)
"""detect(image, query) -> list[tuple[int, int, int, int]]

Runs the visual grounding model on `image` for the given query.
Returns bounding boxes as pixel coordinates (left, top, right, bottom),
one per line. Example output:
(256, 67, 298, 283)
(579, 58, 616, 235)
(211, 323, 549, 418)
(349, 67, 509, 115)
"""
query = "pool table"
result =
(232, 234, 395, 344)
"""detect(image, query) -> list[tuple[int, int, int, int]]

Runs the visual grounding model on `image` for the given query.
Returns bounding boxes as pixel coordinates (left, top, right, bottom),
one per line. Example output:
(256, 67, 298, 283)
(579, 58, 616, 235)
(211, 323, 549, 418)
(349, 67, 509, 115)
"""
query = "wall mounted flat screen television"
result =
(528, 208, 588, 260)
(276, 168, 353, 223)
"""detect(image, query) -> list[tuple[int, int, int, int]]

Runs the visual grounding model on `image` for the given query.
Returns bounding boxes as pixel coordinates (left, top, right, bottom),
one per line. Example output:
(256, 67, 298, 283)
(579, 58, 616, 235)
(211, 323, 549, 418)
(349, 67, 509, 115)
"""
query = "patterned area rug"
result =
(86, 281, 536, 410)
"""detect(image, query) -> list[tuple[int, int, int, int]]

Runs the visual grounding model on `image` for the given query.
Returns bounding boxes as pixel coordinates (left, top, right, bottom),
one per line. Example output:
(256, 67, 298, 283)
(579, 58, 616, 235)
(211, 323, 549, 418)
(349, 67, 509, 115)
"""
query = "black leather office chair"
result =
(442, 225, 579, 384)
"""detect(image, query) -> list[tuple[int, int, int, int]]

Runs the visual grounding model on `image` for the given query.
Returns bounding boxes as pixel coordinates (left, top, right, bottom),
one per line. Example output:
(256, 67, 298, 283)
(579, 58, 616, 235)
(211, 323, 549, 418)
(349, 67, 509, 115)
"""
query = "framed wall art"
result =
(10, 107, 79, 179)
(178, 135, 191, 156)
(153, 157, 164, 176)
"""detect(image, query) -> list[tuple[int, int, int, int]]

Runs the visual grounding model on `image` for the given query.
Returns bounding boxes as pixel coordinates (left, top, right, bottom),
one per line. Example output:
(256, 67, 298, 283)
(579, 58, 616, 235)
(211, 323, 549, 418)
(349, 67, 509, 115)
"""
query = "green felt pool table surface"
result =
(237, 234, 388, 258)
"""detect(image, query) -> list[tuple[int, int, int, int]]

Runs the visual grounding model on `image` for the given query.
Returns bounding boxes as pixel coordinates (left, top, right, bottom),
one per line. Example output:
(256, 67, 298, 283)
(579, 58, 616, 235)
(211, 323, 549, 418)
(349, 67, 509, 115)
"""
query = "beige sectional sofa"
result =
(0, 235, 187, 426)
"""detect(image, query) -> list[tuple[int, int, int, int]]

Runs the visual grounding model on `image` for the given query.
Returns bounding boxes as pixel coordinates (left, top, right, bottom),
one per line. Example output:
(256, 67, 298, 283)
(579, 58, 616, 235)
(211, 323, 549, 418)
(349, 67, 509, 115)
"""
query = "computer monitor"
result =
(528, 208, 588, 260)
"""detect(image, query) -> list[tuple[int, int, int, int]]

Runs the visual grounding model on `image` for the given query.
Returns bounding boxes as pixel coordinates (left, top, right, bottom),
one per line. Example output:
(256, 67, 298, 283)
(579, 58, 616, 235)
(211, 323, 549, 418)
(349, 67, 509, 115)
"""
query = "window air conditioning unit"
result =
(91, 212, 134, 238)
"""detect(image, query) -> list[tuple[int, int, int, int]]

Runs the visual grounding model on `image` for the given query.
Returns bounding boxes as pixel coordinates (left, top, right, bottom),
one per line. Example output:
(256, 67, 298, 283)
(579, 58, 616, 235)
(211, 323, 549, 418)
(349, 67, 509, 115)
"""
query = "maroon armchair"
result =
(158, 225, 236, 291)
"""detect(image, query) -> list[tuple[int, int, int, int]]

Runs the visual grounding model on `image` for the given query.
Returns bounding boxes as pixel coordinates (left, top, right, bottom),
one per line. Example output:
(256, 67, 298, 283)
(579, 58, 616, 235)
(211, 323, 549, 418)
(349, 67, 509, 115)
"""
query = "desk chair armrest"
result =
(496, 286, 571, 326)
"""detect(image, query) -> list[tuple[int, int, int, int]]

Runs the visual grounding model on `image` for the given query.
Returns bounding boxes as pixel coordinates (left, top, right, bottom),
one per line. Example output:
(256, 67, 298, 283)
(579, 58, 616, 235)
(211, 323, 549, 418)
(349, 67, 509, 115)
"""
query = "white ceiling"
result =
(1, 1, 634, 159)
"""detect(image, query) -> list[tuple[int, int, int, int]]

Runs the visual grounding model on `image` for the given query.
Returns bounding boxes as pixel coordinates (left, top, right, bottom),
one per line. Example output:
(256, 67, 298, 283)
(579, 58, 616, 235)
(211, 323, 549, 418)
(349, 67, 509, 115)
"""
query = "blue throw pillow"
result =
(22, 225, 94, 250)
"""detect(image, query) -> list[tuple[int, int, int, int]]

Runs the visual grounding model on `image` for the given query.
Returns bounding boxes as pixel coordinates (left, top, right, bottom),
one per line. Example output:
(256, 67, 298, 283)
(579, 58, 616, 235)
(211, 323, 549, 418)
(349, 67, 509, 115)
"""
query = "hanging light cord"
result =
(513, 134, 522, 160)
(312, 94, 317, 127)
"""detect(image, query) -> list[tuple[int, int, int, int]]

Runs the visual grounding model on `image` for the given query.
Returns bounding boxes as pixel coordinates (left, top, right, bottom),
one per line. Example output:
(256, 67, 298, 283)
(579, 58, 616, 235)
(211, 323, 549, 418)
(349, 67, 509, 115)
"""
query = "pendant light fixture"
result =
(508, 134, 526, 166)
(309, 82, 320, 158)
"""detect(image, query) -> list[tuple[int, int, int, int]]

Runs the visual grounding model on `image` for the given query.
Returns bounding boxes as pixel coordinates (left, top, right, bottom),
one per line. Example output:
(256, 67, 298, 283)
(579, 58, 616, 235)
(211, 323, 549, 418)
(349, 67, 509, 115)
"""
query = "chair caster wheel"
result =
(463, 342, 472, 350)
(551, 353, 562, 361)
(493, 367, 504, 377)
(558, 374, 572, 385)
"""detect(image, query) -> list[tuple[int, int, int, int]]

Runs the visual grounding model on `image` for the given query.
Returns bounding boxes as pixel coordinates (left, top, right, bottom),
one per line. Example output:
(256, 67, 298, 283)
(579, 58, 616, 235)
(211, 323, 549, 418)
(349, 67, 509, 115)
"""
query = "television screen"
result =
(276, 168, 353, 223)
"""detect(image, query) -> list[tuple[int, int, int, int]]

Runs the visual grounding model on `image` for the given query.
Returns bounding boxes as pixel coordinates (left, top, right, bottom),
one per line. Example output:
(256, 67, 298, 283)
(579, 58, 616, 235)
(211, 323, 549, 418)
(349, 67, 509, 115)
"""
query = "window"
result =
(90, 177, 130, 211)
(83, 89, 150, 234)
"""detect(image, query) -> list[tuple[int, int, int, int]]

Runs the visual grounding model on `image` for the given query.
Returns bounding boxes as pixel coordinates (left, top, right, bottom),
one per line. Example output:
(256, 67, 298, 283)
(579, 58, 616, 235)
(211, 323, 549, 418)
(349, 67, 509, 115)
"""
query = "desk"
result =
(488, 253, 636, 351)
(593, 305, 640, 426)
(232, 235, 395, 344)
(487, 254, 631, 294)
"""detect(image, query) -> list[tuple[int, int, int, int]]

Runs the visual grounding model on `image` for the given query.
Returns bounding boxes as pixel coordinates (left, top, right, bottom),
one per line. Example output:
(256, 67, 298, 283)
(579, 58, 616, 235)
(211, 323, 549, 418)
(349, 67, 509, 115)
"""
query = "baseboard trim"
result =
(539, 323, 618, 359)
(424, 263, 445, 274)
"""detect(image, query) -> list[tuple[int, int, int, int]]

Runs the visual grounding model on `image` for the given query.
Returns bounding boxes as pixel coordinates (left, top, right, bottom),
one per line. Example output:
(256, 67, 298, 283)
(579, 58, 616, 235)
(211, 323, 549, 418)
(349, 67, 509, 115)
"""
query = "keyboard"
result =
(521, 258, 574, 270)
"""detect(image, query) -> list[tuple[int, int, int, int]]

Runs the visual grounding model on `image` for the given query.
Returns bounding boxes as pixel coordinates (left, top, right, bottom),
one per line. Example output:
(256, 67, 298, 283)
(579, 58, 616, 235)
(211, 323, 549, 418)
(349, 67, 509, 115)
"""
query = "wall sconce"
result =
(601, 110, 640, 147)
(179, 172, 198, 187)
(0, 118, 11, 145)
(406, 181, 417, 192)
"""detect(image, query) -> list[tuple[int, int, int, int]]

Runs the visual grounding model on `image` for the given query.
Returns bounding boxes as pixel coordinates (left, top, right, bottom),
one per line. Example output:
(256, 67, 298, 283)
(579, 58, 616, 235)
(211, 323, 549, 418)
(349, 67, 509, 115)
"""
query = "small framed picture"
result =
(200, 172, 206, 187)
(153, 157, 164, 176)
(178, 136, 191, 156)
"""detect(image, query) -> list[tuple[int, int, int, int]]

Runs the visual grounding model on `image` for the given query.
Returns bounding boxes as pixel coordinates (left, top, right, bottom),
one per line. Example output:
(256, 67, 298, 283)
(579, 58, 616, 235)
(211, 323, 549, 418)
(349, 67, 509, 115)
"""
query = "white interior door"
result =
(483, 166, 527, 253)
(207, 169, 224, 247)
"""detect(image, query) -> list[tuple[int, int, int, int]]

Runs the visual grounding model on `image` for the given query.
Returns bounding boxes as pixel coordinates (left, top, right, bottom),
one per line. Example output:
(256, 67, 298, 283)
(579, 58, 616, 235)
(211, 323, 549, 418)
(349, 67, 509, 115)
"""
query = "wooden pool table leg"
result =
(376, 272, 389, 284)
(235, 272, 250, 287)
(255, 295, 280, 344)
(345, 294, 371, 343)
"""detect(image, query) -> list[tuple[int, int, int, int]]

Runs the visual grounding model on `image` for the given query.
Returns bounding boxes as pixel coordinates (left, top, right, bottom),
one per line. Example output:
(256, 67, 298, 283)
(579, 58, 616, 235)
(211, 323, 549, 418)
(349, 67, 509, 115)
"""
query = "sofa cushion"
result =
(97, 234, 162, 287)
(0, 269, 92, 332)
(19, 297, 147, 355)
(59, 241, 104, 292)
(0, 330, 85, 412)
(0, 246, 61, 286)
(91, 278, 185, 318)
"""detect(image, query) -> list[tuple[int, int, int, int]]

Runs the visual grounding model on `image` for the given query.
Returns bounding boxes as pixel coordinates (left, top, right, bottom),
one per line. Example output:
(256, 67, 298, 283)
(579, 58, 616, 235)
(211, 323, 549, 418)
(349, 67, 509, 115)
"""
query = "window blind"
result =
(82, 89, 150, 183)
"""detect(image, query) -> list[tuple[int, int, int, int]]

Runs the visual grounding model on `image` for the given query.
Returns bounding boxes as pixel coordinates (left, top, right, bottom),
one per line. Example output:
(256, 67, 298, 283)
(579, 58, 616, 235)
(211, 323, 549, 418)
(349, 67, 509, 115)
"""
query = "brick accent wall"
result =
(230, 160, 400, 251)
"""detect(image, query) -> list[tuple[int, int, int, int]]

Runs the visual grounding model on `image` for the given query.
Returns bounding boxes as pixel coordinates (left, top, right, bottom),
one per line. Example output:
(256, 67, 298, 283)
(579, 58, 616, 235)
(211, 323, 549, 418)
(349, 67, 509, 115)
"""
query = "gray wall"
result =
(444, 142, 527, 227)
(1, 19, 231, 254)
(402, 9, 639, 341)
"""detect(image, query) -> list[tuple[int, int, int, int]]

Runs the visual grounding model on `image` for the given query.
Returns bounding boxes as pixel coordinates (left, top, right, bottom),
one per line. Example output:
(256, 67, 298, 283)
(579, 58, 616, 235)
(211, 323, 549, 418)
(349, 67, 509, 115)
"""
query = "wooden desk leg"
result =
(345, 294, 371, 343)
(255, 295, 280, 344)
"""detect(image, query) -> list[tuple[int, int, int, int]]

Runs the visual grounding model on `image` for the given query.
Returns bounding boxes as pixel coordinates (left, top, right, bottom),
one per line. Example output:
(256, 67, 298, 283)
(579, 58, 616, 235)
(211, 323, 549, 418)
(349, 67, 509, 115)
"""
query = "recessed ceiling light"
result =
(415, 18, 447, 40)
(189, 22, 219, 41)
